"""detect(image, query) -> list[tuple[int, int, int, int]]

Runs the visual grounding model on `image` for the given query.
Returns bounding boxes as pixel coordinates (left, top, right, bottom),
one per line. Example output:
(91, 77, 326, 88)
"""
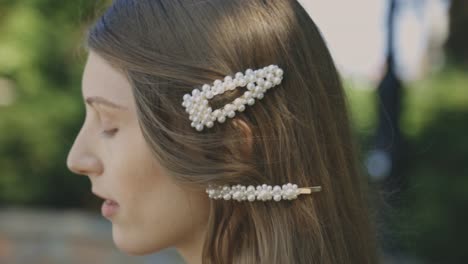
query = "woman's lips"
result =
(101, 199, 120, 218)
(92, 191, 120, 218)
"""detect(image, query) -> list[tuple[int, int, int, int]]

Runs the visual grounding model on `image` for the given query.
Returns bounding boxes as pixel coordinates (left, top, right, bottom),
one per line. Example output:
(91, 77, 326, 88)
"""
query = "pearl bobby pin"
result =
(182, 64, 284, 131)
(206, 183, 322, 202)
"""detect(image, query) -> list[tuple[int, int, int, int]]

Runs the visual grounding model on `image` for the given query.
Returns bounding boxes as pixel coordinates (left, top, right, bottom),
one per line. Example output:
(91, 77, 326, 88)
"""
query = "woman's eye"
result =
(101, 128, 119, 137)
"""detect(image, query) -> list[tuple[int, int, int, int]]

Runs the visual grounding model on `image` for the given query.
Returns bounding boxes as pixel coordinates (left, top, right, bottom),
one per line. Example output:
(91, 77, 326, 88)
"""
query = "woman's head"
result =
(67, 51, 211, 256)
(68, 0, 377, 263)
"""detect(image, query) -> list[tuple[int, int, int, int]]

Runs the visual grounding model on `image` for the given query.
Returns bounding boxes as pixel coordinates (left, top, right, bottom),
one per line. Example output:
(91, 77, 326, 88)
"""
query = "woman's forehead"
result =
(82, 51, 134, 111)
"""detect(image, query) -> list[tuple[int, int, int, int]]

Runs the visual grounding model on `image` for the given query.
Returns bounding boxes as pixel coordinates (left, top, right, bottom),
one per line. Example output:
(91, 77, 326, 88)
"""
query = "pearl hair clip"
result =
(182, 64, 284, 131)
(206, 183, 322, 202)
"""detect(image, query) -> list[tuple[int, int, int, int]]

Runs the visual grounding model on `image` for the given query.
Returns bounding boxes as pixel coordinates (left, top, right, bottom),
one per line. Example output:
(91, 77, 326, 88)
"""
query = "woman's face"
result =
(67, 51, 210, 256)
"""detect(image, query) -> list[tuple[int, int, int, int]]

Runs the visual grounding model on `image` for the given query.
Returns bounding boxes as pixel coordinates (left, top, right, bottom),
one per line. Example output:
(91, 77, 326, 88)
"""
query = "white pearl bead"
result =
(224, 104, 233, 112)
(248, 194, 256, 201)
(224, 76, 233, 82)
(226, 82, 236, 90)
(233, 98, 242, 106)
(238, 78, 247, 87)
(218, 116, 226, 123)
(245, 69, 253, 75)
(227, 111, 235, 118)
(266, 73, 274, 81)
(257, 69, 265, 78)
(210, 110, 217, 117)
(247, 98, 255, 105)
(275, 69, 283, 77)
(206, 121, 214, 128)
(273, 195, 282, 201)
(273, 77, 282, 85)
(223, 194, 231, 200)
(260, 192, 266, 199)
(196, 124, 203, 131)
(247, 83, 255, 90)
(235, 72, 243, 79)
(183, 94, 191, 100)
(202, 84, 210, 92)
(214, 79, 222, 86)
(257, 93, 264, 99)
(256, 78, 265, 86)
(238, 105, 246, 112)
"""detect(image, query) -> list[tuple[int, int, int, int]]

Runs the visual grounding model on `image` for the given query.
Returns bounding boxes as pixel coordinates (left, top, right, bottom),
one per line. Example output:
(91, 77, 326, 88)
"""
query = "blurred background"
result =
(0, 0, 466, 263)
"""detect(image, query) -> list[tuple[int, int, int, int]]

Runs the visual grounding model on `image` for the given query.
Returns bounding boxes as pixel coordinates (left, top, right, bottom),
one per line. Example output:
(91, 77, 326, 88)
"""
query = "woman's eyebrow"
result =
(85, 96, 128, 111)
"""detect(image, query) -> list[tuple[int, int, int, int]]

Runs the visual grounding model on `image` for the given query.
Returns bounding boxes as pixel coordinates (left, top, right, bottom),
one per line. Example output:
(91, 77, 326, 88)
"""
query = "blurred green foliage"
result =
(389, 68, 468, 263)
(0, 0, 110, 207)
(345, 68, 468, 263)
(0, 1, 467, 263)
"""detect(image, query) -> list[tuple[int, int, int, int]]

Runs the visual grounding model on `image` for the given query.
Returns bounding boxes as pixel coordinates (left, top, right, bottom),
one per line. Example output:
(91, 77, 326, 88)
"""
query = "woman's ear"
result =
(232, 118, 253, 158)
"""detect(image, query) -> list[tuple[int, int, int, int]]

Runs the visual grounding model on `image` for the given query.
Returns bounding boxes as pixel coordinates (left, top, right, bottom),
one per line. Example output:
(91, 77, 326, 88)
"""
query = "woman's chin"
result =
(112, 226, 166, 256)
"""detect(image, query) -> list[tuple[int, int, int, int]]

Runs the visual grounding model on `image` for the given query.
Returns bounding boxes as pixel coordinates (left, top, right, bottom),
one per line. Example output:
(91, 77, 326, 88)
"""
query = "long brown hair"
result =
(85, 0, 378, 263)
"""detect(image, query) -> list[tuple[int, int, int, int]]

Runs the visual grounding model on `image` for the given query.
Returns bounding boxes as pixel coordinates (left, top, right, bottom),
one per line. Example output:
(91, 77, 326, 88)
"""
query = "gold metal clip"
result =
(298, 186, 322, 194)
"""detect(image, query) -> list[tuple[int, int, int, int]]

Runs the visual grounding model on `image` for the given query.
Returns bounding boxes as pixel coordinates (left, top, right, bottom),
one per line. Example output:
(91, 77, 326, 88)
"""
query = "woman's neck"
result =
(175, 226, 207, 264)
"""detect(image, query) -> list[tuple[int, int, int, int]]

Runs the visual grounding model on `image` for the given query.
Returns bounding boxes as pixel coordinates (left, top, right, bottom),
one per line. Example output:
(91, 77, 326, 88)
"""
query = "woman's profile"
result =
(66, 0, 378, 263)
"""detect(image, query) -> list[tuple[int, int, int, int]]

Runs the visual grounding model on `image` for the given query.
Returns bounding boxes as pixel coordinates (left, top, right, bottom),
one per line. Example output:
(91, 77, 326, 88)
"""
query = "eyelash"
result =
(101, 128, 119, 137)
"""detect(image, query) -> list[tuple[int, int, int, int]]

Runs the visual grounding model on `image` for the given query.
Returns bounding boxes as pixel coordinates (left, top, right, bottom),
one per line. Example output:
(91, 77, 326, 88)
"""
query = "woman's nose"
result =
(67, 153, 103, 176)
(66, 129, 103, 177)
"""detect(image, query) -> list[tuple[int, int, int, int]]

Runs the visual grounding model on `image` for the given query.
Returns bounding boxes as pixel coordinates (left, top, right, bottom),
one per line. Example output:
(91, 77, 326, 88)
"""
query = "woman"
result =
(67, 0, 378, 263)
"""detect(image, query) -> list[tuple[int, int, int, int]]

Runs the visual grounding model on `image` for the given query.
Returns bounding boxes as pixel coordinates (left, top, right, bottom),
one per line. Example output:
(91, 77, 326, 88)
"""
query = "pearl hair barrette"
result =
(206, 183, 322, 202)
(181, 64, 284, 131)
